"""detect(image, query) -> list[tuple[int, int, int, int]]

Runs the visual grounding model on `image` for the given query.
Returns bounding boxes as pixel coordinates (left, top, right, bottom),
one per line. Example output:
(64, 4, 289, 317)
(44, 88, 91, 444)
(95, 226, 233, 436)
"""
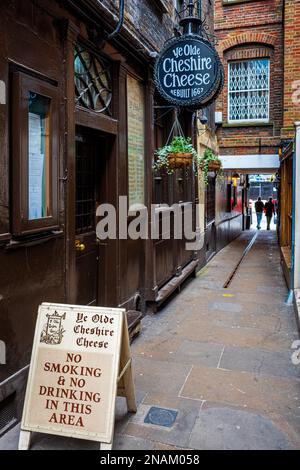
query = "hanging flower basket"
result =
(199, 149, 223, 185)
(168, 152, 193, 169)
(153, 136, 199, 173)
(153, 114, 201, 173)
(203, 159, 222, 172)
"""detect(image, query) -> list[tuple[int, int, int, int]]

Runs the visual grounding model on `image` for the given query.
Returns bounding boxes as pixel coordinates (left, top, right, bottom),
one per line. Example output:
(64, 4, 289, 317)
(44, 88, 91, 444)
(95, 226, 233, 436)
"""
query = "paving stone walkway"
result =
(1, 230, 300, 450)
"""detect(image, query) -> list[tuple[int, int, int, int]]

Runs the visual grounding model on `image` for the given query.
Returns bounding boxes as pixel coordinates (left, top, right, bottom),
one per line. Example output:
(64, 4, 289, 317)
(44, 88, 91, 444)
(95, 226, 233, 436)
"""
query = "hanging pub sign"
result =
(154, 35, 224, 109)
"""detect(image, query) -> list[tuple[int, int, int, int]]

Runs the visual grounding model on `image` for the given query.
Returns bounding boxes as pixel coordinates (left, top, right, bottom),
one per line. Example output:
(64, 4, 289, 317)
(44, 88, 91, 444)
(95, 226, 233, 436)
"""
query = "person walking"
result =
(273, 198, 278, 225)
(255, 197, 264, 230)
(265, 197, 275, 230)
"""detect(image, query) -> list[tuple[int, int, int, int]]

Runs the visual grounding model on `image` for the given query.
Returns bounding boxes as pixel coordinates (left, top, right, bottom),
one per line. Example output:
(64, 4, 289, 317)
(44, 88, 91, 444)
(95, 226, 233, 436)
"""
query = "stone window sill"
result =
(222, 122, 274, 128)
(223, 0, 260, 5)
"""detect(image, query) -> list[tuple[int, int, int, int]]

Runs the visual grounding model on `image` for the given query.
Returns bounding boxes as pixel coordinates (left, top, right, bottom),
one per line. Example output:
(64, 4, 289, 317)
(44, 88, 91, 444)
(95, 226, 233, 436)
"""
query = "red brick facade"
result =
(215, 0, 284, 158)
(282, 0, 300, 137)
(279, 0, 300, 282)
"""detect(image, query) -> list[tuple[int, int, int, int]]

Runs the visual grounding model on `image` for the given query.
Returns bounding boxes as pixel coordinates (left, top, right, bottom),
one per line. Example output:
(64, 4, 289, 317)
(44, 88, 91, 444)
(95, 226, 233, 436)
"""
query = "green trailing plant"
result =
(198, 148, 223, 185)
(153, 136, 200, 174)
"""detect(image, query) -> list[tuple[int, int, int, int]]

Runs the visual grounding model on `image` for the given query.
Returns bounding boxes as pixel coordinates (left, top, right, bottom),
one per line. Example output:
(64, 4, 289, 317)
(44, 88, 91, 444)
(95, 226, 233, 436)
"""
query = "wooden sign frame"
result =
(18, 303, 136, 450)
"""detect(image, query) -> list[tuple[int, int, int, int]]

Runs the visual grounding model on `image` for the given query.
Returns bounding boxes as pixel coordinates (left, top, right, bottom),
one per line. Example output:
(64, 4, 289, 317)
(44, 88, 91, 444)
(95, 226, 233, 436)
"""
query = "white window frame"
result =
(227, 59, 270, 124)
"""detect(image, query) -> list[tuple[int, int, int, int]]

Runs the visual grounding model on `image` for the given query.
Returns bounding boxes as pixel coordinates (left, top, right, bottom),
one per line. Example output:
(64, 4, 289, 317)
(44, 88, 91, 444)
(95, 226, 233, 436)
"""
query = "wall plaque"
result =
(127, 75, 145, 206)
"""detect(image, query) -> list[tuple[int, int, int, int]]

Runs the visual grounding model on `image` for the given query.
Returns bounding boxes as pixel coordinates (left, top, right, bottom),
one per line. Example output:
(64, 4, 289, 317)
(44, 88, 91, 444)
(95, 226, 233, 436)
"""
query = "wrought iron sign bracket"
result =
(154, 1, 224, 110)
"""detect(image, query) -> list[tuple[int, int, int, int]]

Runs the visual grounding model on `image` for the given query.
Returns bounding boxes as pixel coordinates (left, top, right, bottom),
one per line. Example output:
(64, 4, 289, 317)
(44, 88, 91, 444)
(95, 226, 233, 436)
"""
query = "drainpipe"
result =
(107, 0, 125, 40)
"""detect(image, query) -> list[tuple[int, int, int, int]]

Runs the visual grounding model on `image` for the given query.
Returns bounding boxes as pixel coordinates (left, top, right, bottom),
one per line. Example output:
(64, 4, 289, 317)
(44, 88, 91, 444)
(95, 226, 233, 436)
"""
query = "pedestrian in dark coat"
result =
(264, 197, 275, 230)
(255, 197, 264, 230)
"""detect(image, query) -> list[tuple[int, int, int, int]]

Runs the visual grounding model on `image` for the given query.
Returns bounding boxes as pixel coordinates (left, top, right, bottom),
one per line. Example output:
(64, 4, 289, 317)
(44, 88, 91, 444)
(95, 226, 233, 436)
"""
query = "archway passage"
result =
(248, 174, 279, 231)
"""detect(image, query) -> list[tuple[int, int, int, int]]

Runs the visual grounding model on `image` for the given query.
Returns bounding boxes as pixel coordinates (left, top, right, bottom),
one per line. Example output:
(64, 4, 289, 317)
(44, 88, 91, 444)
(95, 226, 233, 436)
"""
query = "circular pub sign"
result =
(154, 35, 224, 109)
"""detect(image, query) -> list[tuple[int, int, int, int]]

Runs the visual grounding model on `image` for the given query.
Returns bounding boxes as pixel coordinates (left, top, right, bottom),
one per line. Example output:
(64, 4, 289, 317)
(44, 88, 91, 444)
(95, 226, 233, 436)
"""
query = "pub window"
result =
(226, 183, 232, 212)
(206, 176, 216, 224)
(74, 45, 112, 116)
(233, 186, 238, 208)
(226, 182, 238, 212)
(154, 103, 170, 205)
(228, 59, 270, 123)
(11, 72, 59, 236)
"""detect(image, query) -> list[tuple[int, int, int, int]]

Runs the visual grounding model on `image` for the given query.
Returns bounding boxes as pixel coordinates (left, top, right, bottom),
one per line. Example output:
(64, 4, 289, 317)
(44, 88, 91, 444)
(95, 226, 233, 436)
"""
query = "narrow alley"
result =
(118, 230, 300, 450)
(2, 0, 300, 457)
(2, 230, 299, 450)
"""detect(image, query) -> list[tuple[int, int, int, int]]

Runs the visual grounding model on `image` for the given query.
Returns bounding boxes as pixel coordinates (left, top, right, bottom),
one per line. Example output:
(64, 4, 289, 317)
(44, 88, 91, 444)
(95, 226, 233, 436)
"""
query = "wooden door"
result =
(75, 127, 104, 305)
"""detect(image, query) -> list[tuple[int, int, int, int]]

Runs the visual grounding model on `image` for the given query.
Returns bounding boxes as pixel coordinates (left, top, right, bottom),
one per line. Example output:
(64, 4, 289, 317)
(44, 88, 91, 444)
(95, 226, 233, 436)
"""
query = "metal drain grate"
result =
(144, 407, 178, 428)
(0, 392, 18, 437)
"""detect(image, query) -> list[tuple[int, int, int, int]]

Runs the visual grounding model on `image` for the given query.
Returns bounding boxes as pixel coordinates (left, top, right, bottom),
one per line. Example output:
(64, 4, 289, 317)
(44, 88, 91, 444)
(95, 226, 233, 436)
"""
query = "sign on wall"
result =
(19, 303, 136, 450)
(154, 35, 224, 109)
(127, 75, 145, 206)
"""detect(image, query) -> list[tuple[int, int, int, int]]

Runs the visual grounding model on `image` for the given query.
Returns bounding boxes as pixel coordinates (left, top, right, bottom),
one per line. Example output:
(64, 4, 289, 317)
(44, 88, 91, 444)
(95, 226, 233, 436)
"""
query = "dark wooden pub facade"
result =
(0, 0, 243, 429)
(0, 0, 195, 425)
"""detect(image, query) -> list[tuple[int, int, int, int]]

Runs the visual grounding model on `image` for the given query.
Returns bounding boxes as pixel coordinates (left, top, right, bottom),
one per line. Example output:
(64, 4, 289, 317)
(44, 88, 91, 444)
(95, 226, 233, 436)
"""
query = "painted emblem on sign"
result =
(40, 311, 66, 345)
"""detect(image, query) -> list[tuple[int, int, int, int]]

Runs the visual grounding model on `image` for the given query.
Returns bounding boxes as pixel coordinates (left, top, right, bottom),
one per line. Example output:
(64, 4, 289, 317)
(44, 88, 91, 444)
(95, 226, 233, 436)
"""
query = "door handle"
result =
(75, 239, 86, 252)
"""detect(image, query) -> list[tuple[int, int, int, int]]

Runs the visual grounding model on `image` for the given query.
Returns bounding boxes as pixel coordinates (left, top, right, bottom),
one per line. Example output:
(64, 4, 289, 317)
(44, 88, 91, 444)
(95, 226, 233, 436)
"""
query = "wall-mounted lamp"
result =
(232, 172, 240, 188)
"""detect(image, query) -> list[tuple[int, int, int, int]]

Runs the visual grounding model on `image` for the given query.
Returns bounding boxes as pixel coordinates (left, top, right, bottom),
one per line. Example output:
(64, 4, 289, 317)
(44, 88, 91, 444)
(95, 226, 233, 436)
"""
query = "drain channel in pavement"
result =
(223, 232, 258, 289)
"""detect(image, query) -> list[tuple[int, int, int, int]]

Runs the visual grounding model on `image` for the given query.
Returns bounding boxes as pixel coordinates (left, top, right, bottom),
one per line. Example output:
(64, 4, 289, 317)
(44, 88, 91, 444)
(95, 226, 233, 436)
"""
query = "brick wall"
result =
(282, 0, 300, 138)
(101, 0, 174, 52)
(101, 1, 212, 53)
(215, 0, 284, 158)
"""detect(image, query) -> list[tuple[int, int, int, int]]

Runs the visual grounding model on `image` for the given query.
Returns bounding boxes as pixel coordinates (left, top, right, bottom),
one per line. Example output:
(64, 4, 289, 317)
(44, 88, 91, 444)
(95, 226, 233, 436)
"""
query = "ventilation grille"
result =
(0, 392, 18, 436)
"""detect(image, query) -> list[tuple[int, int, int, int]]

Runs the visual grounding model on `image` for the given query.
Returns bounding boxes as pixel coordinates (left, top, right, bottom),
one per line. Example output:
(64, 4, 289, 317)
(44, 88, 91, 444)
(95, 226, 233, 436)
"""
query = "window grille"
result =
(74, 45, 112, 115)
(228, 59, 270, 123)
(75, 139, 96, 235)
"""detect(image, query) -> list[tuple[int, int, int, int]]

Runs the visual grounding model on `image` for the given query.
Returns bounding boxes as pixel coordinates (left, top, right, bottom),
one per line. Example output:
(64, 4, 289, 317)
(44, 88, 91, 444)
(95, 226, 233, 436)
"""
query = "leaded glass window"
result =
(228, 59, 270, 123)
(74, 45, 112, 115)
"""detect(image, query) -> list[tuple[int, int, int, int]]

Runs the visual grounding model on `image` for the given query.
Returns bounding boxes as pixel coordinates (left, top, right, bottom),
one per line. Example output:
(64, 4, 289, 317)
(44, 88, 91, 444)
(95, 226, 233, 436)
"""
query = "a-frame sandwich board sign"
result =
(18, 303, 136, 450)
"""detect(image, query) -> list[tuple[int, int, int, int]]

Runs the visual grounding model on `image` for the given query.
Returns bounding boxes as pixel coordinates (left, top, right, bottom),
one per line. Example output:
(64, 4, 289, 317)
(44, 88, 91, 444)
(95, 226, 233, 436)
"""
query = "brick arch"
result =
(220, 32, 277, 53)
